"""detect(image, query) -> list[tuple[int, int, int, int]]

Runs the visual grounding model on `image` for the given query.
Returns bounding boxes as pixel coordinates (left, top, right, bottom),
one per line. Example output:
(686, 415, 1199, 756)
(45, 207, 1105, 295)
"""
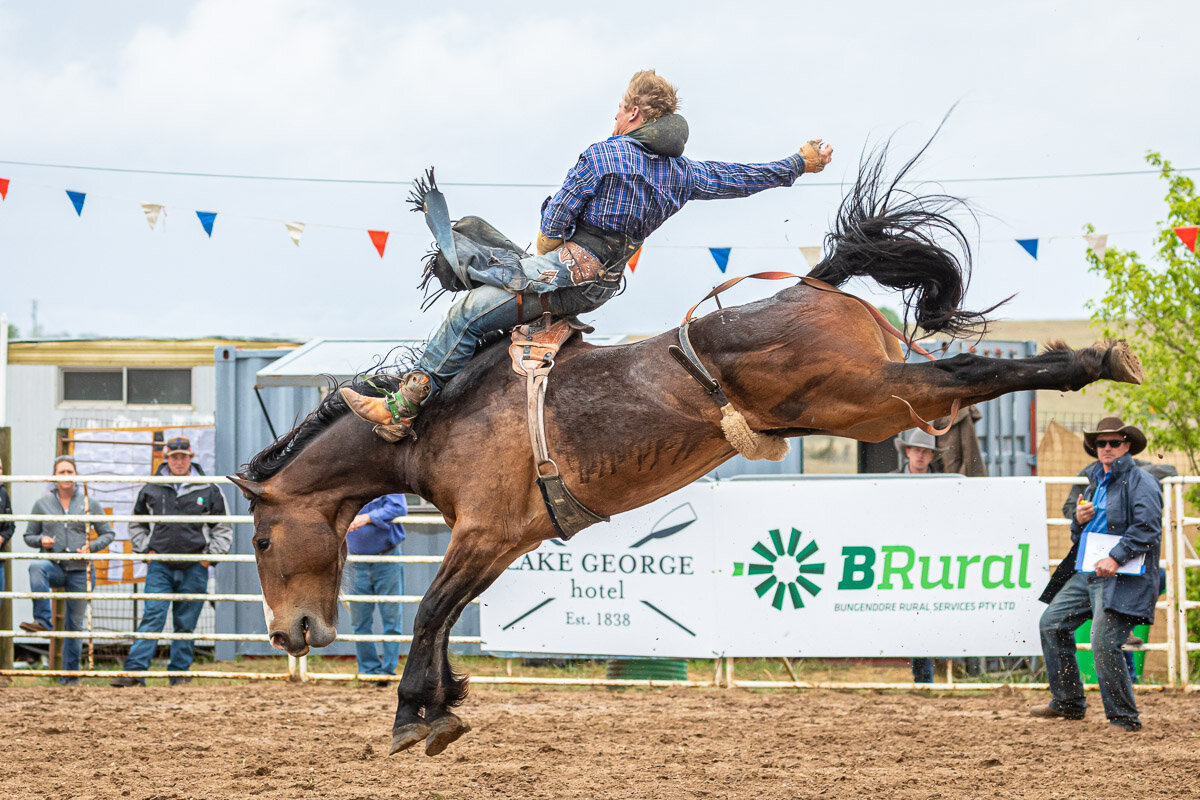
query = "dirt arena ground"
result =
(2, 683, 1197, 800)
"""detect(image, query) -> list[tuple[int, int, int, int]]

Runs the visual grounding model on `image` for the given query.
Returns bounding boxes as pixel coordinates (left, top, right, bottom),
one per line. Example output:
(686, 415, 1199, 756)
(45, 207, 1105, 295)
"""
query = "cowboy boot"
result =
(340, 371, 432, 441)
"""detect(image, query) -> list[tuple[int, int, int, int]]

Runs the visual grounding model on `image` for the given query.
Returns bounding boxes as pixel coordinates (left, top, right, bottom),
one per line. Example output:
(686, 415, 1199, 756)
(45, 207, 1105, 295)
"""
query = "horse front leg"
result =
(391, 528, 536, 756)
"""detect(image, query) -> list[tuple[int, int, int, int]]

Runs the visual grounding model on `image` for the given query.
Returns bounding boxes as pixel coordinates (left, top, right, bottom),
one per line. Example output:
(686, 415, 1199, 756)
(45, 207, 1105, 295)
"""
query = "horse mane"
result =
(806, 117, 1007, 338)
(240, 348, 423, 482)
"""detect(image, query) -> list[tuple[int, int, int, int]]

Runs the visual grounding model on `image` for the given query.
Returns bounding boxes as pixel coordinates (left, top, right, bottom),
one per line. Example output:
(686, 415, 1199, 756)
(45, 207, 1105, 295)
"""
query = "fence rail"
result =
(0, 473, 1196, 689)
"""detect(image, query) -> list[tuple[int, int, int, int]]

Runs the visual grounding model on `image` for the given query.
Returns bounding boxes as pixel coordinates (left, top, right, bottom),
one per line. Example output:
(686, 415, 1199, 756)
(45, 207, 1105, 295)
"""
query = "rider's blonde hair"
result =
(622, 70, 678, 122)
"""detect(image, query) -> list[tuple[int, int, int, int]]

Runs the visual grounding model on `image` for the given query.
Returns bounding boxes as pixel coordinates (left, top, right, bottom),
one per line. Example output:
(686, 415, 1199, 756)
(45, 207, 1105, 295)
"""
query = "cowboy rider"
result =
(342, 69, 834, 439)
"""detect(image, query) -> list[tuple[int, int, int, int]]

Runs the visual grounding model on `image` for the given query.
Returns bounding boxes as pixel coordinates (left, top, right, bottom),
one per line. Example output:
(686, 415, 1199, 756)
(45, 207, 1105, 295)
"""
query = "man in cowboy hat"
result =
(1032, 416, 1162, 731)
(888, 429, 944, 682)
(111, 437, 232, 686)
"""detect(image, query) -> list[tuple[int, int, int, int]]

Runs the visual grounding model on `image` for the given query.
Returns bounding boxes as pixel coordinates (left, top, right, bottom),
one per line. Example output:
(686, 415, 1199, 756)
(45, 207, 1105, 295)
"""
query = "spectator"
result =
(21, 455, 115, 684)
(111, 437, 231, 686)
(1061, 444, 1176, 683)
(890, 429, 943, 684)
(345, 494, 407, 684)
(0, 456, 13, 594)
(935, 405, 986, 477)
(1032, 417, 1161, 732)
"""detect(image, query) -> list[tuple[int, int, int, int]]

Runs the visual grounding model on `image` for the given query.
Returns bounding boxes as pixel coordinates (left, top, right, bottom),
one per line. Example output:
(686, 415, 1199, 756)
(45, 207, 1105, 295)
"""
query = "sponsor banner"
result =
(481, 484, 719, 658)
(480, 478, 1050, 658)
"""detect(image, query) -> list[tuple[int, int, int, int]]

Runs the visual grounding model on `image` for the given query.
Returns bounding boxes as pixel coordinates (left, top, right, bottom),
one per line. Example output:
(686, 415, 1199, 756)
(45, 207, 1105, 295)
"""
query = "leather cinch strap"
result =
(516, 315, 610, 539)
(676, 272, 959, 436)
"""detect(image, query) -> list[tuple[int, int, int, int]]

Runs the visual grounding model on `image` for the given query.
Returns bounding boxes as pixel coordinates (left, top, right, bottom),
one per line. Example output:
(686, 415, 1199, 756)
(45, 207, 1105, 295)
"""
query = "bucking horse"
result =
(230, 144, 1143, 756)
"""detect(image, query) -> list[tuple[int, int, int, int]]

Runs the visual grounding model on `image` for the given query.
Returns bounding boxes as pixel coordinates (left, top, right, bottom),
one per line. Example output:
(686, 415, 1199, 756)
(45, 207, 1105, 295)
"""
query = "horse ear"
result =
(228, 475, 267, 501)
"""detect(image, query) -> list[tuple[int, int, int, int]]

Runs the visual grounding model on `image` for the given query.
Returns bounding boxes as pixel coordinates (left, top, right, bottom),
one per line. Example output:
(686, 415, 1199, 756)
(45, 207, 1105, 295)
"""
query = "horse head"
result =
(229, 474, 349, 656)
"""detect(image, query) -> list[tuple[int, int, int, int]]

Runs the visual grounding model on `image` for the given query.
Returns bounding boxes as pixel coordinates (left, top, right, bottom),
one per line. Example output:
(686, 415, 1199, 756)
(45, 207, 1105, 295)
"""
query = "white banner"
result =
(480, 477, 1050, 658)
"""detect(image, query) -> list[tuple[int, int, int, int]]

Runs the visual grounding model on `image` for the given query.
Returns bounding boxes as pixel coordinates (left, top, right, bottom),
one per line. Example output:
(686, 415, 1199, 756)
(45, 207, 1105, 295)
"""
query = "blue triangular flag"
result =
(709, 247, 731, 273)
(196, 211, 217, 237)
(66, 190, 86, 216)
(1016, 238, 1038, 259)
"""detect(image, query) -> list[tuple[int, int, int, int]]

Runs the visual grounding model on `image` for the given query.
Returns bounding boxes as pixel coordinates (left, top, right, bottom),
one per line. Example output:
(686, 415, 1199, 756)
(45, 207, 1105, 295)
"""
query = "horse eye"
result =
(255, 539, 271, 552)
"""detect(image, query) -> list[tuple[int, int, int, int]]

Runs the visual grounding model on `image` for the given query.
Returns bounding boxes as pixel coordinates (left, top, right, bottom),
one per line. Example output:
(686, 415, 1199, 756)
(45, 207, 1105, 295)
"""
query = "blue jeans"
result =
(347, 546, 404, 676)
(417, 279, 613, 393)
(1039, 571, 1139, 725)
(28, 561, 89, 671)
(122, 561, 209, 674)
(911, 658, 934, 683)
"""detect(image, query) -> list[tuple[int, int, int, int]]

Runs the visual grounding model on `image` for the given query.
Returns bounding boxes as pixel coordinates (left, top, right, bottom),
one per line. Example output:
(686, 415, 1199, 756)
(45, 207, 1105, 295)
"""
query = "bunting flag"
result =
(1084, 233, 1108, 258)
(626, 246, 642, 273)
(368, 229, 389, 257)
(285, 221, 305, 246)
(799, 246, 822, 268)
(140, 202, 165, 230)
(0, 178, 9, 200)
(1173, 225, 1198, 253)
(196, 211, 217, 237)
(709, 247, 731, 273)
(66, 190, 87, 216)
(1015, 238, 1038, 259)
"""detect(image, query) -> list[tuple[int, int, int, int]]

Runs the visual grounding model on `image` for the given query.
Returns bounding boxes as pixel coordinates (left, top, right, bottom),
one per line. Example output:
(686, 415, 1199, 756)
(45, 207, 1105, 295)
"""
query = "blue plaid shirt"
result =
(540, 136, 805, 241)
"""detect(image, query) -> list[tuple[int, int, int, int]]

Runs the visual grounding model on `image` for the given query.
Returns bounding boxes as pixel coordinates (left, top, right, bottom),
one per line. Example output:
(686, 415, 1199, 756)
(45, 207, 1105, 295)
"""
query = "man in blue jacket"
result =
(345, 493, 407, 683)
(1032, 417, 1162, 732)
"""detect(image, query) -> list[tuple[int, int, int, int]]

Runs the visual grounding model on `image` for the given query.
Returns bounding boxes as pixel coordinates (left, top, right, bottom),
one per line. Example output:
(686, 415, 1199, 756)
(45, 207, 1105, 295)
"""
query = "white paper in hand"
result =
(1075, 531, 1146, 575)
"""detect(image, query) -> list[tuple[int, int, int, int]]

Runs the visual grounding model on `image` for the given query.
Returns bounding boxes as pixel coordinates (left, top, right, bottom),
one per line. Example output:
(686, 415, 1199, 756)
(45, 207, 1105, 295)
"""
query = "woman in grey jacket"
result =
(20, 456, 115, 683)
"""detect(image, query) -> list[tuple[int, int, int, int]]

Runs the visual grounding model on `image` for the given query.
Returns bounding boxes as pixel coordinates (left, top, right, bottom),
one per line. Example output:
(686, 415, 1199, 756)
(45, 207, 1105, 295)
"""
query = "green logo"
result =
(732, 528, 825, 610)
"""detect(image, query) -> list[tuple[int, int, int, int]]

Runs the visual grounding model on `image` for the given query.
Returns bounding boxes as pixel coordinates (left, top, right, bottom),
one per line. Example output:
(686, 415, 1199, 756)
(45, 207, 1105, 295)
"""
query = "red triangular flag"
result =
(368, 230, 389, 258)
(0, 178, 8, 200)
(627, 246, 642, 273)
(1172, 225, 1198, 253)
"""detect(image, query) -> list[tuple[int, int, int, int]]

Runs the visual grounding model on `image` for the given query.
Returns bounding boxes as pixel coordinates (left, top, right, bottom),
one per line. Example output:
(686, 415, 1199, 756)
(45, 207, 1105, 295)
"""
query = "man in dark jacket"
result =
(111, 437, 232, 686)
(1032, 417, 1161, 732)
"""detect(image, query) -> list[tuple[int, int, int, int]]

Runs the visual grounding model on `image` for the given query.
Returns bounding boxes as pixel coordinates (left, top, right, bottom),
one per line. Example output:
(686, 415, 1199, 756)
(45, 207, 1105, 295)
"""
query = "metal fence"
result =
(1, 473, 1197, 689)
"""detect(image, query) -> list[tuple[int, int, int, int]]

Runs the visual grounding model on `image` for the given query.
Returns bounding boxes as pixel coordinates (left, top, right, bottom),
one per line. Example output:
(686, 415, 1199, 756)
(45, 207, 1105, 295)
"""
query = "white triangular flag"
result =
(141, 202, 165, 230)
(799, 246, 822, 268)
(1084, 233, 1108, 258)
(285, 221, 305, 246)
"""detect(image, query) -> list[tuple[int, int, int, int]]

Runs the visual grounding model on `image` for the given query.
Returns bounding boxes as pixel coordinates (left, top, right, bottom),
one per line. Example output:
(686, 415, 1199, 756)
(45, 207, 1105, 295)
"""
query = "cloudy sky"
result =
(1, 1, 1196, 342)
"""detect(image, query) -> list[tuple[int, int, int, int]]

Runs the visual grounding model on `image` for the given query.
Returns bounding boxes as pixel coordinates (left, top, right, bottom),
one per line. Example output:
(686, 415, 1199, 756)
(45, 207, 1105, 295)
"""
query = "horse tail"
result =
(805, 119, 1006, 338)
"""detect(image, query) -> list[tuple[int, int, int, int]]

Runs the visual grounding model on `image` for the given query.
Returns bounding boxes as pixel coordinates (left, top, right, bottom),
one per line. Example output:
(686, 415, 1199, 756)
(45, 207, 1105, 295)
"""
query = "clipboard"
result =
(1074, 530, 1146, 575)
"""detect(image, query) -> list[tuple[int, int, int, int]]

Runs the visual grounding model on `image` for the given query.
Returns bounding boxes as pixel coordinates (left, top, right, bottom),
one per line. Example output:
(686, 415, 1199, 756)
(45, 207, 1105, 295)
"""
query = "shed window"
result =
(60, 368, 192, 406)
(62, 370, 123, 402)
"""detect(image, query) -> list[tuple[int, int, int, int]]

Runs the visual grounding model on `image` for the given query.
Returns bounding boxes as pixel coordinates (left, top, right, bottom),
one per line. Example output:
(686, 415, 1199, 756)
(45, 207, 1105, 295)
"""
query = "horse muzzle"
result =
(269, 613, 337, 656)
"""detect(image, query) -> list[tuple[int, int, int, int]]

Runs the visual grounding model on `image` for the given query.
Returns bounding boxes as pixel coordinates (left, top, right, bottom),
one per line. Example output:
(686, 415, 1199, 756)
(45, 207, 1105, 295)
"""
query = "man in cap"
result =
(112, 437, 232, 686)
(340, 68, 834, 440)
(889, 429, 944, 683)
(1032, 416, 1161, 731)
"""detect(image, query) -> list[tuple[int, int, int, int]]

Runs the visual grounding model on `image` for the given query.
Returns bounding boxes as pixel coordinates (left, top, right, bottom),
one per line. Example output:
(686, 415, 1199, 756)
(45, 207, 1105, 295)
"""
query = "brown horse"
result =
(230, 149, 1143, 757)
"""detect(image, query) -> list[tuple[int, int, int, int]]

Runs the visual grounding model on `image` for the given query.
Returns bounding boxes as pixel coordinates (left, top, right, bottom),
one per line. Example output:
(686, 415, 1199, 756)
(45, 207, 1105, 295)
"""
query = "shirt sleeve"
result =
(686, 153, 805, 201)
(369, 494, 408, 526)
(0, 490, 13, 542)
(204, 488, 233, 556)
(540, 150, 602, 239)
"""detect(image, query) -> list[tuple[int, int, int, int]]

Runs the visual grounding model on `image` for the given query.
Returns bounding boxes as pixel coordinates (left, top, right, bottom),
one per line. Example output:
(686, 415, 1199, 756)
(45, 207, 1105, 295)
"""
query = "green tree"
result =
(1086, 151, 1200, 677)
(1085, 152, 1199, 476)
(6, 323, 18, 339)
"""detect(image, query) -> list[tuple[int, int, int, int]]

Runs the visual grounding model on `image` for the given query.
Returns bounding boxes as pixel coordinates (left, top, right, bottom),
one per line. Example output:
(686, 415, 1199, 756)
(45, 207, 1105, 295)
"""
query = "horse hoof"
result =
(424, 713, 471, 756)
(389, 722, 431, 755)
(1106, 340, 1144, 385)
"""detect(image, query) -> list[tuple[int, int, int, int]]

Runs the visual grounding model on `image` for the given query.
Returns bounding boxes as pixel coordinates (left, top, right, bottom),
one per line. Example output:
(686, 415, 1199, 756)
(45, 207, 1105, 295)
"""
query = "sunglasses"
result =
(1095, 439, 1126, 449)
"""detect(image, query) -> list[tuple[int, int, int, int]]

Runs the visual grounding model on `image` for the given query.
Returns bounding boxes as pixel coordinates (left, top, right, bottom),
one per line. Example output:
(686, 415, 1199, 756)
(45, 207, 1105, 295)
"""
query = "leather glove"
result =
(799, 139, 831, 174)
(536, 232, 564, 255)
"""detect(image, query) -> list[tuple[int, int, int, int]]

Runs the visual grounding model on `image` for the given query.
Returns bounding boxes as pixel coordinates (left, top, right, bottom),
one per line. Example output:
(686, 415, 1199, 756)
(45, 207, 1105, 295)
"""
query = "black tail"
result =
(807, 119, 1005, 338)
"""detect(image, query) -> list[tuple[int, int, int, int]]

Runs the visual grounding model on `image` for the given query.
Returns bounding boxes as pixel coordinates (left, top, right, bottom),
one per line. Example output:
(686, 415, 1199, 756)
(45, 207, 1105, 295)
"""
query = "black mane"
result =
(240, 372, 404, 483)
